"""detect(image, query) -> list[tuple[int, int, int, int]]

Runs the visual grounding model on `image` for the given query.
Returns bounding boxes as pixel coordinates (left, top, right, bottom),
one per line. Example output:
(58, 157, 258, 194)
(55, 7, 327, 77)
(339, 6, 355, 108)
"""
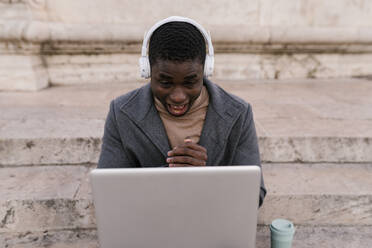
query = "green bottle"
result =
(270, 219, 295, 248)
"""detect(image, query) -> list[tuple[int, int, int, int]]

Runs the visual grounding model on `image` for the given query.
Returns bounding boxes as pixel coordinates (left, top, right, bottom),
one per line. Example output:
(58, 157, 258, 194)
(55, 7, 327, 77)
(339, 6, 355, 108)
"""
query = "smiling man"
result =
(98, 17, 266, 207)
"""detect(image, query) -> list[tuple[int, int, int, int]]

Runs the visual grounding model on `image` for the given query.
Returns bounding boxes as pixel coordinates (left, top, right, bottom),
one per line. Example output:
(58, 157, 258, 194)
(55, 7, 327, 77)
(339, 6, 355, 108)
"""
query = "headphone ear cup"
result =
(139, 56, 151, 78)
(204, 54, 214, 77)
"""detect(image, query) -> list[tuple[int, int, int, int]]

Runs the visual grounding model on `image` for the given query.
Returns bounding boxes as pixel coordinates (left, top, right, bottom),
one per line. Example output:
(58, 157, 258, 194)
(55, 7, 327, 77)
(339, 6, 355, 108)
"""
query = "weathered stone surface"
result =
(13, 47, 372, 88)
(0, 225, 371, 248)
(34, 0, 261, 26)
(1, 163, 372, 246)
(256, 225, 372, 248)
(0, 229, 98, 248)
(259, 0, 372, 28)
(0, 136, 102, 165)
(0, 54, 48, 91)
(1, 121, 371, 165)
(38, 53, 372, 86)
(264, 163, 372, 195)
(45, 54, 147, 86)
(213, 53, 372, 81)
(0, 199, 95, 232)
(2, 0, 372, 45)
(1, 163, 372, 232)
(22, 0, 372, 29)
(0, 165, 88, 200)
(260, 163, 372, 225)
(259, 136, 372, 163)
(0, 0, 29, 21)
(0, 1, 47, 91)
(259, 194, 372, 225)
(1, 79, 371, 165)
(2, 0, 372, 90)
(0, 166, 95, 232)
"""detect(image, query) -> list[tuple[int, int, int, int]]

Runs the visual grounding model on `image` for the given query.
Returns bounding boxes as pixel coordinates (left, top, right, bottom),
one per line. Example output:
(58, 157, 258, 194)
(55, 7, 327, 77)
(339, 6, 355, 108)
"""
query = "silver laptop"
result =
(90, 166, 261, 248)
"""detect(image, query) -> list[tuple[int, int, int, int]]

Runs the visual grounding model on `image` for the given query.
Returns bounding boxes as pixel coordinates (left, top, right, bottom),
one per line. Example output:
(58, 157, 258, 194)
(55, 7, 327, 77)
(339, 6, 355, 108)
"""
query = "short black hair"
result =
(148, 21, 206, 67)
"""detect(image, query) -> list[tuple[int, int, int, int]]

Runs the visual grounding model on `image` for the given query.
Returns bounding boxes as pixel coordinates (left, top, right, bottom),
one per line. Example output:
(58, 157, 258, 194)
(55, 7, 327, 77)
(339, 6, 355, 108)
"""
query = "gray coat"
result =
(98, 79, 266, 206)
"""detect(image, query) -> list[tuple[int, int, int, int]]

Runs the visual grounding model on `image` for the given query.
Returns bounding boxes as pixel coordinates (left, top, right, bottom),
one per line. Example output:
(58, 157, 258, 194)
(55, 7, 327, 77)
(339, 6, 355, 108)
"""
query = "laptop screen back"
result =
(90, 166, 261, 248)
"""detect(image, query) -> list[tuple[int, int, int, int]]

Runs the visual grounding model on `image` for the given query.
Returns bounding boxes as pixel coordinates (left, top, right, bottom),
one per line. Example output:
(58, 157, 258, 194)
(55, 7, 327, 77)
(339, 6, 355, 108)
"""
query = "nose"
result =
(169, 87, 187, 104)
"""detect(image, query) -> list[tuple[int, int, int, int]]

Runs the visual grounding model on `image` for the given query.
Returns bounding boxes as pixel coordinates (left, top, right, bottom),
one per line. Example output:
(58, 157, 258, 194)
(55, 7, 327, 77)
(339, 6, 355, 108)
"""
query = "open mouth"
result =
(167, 103, 189, 116)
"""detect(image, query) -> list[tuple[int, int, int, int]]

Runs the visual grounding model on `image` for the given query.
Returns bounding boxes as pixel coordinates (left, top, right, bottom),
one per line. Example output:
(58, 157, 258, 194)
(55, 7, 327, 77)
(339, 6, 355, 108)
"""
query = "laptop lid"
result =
(90, 166, 261, 248)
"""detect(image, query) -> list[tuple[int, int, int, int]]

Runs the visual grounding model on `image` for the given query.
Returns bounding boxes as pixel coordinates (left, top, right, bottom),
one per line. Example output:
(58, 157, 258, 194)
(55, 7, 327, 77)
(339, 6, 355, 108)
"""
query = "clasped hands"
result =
(167, 139, 207, 167)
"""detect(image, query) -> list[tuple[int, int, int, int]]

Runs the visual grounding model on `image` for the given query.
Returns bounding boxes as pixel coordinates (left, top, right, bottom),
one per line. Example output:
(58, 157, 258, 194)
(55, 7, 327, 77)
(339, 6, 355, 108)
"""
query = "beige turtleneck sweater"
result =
(154, 86, 209, 148)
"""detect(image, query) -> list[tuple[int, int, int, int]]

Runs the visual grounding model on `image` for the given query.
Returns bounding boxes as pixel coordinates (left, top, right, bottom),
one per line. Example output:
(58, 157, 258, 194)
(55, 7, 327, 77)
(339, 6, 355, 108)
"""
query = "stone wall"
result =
(1, 0, 372, 90)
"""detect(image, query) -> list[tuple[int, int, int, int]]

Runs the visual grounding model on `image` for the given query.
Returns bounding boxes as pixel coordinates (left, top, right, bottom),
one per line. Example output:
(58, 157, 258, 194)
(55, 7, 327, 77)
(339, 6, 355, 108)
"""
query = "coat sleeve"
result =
(232, 104, 267, 207)
(98, 100, 132, 168)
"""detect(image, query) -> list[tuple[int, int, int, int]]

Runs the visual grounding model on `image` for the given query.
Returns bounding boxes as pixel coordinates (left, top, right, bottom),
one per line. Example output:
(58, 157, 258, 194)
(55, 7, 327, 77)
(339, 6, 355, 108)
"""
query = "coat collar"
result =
(199, 78, 244, 165)
(119, 79, 244, 163)
(119, 83, 171, 158)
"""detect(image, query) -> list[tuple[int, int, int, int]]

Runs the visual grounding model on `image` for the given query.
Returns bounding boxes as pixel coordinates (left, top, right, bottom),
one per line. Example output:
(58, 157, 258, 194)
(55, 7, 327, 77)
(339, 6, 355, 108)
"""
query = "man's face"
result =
(150, 59, 204, 117)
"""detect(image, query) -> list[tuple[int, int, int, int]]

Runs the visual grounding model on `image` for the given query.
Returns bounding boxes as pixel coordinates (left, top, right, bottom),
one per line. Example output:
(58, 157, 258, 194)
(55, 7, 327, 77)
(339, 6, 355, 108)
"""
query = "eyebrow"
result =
(158, 73, 173, 80)
(184, 74, 198, 80)
(158, 73, 198, 80)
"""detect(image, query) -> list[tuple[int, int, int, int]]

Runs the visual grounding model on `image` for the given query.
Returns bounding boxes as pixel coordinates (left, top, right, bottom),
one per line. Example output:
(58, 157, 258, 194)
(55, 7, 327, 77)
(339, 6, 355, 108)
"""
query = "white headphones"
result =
(139, 16, 214, 79)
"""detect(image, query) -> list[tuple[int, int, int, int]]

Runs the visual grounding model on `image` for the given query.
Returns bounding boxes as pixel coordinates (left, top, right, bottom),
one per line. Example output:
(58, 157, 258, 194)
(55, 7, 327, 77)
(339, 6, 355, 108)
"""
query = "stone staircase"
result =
(1, 78, 372, 247)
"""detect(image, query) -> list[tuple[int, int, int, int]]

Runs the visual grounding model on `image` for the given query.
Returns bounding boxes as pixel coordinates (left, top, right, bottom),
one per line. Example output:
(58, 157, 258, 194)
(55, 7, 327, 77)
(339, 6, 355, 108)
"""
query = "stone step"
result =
(256, 225, 372, 248)
(0, 229, 98, 248)
(259, 163, 372, 225)
(1, 78, 371, 165)
(1, 226, 372, 248)
(1, 163, 371, 247)
(1, 163, 371, 232)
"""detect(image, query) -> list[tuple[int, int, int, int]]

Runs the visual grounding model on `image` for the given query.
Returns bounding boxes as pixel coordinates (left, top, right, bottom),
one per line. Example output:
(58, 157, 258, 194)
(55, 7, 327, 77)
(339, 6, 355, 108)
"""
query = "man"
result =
(98, 17, 266, 207)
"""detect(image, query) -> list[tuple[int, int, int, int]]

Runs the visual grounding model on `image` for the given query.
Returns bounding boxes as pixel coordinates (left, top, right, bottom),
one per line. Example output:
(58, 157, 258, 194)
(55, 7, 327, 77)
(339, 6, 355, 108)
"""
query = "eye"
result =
(159, 81, 172, 88)
(183, 81, 196, 88)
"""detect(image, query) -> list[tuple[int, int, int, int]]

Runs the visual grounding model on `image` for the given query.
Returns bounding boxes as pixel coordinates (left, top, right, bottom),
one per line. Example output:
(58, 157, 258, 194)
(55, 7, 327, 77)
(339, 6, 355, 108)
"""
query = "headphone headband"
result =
(139, 16, 214, 78)
(141, 16, 214, 58)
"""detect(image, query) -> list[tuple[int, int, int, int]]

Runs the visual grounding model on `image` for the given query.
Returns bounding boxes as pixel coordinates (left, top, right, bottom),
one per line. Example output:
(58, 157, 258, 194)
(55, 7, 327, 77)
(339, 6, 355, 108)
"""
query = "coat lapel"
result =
(199, 79, 243, 165)
(120, 84, 171, 158)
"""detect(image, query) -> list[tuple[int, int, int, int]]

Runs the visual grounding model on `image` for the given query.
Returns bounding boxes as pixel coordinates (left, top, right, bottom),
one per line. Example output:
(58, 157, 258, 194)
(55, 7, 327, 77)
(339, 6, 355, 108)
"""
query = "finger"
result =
(182, 141, 207, 154)
(171, 140, 206, 153)
(168, 143, 207, 159)
(168, 147, 207, 161)
(170, 163, 204, 167)
(167, 156, 206, 166)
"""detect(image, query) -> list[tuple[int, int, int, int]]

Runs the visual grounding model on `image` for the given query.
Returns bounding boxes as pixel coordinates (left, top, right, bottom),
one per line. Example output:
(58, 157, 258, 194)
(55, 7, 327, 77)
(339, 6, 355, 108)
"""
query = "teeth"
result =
(171, 105, 185, 110)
